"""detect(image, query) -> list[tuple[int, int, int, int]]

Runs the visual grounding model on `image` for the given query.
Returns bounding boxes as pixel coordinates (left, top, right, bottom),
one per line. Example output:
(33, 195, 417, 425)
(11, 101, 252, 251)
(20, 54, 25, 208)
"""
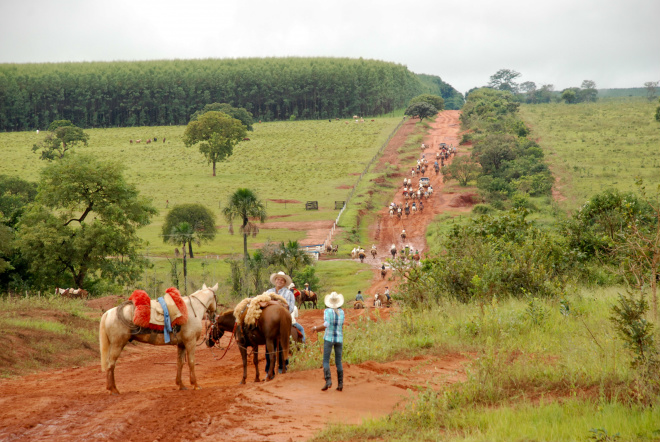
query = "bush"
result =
(472, 204, 494, 215)
(397, 210, 575, 306)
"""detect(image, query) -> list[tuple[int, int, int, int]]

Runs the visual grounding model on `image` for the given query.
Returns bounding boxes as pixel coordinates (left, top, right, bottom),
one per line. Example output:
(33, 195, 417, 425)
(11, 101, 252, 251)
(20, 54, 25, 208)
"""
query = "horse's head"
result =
(201, 283, 219, 313)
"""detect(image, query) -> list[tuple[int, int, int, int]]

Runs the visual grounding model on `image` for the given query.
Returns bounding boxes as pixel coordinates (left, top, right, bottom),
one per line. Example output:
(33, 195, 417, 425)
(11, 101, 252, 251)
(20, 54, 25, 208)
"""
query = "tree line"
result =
(0, 57, 463, 131)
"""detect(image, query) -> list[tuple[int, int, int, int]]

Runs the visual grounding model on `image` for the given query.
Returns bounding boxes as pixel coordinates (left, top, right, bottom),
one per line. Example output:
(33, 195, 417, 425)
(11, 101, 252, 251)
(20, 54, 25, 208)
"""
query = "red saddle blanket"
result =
(129, 287, 188, 331)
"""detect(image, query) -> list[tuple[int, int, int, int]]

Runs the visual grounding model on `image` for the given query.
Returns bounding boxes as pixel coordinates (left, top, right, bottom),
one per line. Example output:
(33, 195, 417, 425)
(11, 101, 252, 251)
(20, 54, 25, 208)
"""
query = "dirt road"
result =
(0, 111, 471, 442)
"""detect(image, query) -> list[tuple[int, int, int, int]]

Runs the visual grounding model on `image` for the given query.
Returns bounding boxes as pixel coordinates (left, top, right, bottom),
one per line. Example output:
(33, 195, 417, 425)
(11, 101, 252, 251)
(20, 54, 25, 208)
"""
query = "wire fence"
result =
(324, 117, 407, 247)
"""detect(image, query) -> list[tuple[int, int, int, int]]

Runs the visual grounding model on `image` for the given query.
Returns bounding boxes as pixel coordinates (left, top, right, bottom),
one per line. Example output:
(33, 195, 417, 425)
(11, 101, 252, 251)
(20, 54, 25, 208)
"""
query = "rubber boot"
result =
(336, 369, 343, 392)
(321, 368, 332, 391)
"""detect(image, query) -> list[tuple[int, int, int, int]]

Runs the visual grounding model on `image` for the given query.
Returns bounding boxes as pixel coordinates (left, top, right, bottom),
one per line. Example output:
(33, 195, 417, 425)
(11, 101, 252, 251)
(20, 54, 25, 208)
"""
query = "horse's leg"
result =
(186, 342, 200, 390)
(265, 339, 276, 381)
(176, 344, 188, 390)
(100, 312, 128, 395)
(239, 345, 249, 384)
(280, 321, 291, 375)
(105, 342, 126, 395)
(253, 348, 260, 383)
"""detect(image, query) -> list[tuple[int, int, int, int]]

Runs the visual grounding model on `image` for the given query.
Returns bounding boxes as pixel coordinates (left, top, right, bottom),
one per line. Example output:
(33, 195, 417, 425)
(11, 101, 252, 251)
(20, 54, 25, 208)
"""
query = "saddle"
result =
(233, 292, 288, 327)
(129, 287, 188, 331)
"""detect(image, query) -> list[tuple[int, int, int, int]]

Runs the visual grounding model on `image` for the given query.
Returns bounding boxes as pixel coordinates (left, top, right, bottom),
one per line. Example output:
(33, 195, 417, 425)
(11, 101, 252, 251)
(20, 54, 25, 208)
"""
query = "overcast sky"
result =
(1, 0, 658, 94)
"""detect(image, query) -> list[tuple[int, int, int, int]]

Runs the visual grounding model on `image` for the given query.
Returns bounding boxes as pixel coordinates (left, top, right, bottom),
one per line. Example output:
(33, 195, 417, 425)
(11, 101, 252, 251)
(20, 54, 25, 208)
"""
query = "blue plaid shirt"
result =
(266, 287, 295, 313)
(323, 308, 344, 343)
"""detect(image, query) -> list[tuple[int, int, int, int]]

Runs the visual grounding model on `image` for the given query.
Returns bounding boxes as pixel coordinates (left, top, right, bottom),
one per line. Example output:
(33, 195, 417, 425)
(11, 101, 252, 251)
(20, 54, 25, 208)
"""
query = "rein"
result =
(209, 322, 237, 360)
(188, 286, 218, 318)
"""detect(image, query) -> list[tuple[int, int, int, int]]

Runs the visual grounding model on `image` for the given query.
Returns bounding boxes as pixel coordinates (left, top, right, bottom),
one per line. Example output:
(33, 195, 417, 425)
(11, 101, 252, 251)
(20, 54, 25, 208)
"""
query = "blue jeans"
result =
(322, 340, 343, 374)
(293, 323, 306, 343)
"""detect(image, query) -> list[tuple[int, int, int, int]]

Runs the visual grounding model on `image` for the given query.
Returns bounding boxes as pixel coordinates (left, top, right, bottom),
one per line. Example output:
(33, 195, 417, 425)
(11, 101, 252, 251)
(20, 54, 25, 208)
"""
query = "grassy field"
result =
(1, 117, 407, 293)
(520, 97, 660, 212)
(293, 286, 660, 441)
(0, 118, 403, 255)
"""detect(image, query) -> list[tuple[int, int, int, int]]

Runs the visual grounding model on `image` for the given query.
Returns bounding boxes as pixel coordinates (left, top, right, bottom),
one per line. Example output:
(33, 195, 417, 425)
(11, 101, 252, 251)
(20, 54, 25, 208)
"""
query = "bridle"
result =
(189, 285, 218, 318)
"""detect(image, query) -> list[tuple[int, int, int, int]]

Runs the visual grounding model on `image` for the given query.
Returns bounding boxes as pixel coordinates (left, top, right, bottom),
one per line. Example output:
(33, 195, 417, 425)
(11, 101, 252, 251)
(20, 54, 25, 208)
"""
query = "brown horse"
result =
(298, 289, 318, 309)
(234, 304, 291, 383)
(210, 309, 302, 350)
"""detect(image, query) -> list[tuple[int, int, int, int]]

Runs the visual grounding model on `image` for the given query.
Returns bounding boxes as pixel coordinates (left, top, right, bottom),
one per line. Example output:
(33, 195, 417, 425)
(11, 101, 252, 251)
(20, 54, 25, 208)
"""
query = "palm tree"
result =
(222, 188, 267, 277)
(168, 221, 196, 294)
(276, 240, 313, 277)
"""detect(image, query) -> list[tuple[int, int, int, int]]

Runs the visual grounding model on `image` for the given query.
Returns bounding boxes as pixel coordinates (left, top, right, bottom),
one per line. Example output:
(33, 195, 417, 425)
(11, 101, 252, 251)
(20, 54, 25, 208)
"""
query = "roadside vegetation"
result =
(302, 92, 660, 440)
(297, 287, 660, 441)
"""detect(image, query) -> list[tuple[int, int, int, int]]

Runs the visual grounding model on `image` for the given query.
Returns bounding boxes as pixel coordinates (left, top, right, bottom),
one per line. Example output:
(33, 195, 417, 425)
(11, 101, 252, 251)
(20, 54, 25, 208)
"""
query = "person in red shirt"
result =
(289, 283, 301, 301)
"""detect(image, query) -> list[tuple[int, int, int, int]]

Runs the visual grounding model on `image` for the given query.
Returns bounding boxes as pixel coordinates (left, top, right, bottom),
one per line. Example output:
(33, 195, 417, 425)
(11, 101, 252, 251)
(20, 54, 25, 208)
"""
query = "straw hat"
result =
(270, 271, 292, 286)
(324, 292, 344, 309)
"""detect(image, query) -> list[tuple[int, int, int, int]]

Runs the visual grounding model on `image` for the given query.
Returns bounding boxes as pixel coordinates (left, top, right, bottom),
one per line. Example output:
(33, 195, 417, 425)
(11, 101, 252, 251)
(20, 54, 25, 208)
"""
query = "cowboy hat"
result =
(270, 271, 292, 286)
(324, 292, 344, 309)
(288, 283, 296, 289)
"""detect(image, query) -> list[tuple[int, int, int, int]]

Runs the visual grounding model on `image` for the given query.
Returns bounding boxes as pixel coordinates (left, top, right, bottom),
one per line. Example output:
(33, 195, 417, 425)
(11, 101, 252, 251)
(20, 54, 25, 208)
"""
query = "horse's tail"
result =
(99, 311, 110, 372)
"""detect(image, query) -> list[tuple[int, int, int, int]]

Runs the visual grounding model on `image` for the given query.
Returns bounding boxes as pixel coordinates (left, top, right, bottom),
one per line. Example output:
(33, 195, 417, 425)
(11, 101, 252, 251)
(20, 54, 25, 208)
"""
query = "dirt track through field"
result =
(0, 111, 471, 442)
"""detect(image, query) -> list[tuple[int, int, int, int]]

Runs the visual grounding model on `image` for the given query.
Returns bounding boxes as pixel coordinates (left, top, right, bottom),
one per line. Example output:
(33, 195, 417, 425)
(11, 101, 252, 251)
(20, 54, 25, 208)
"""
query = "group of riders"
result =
(354, 287, 392, 309)
(389, 242, 421, 262)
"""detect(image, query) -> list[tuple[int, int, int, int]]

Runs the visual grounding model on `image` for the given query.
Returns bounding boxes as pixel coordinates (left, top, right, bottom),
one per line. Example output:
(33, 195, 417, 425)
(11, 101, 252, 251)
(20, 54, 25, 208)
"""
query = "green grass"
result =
(0, 117, 403, 257)
(0, 318, 67, 333)
(295, 286, 660, 441)
(520, 98, 660, 212)
(315, 399, 660, 441)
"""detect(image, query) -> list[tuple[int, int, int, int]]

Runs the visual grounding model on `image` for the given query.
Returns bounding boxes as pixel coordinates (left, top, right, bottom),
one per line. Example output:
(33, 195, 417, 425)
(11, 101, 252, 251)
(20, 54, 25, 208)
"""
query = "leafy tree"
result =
(610, 292, 657, 368)
(190, 103, 254, 131)
(442, 156, 482, 186)
(47, 120, 75, 131)
(404, 102, 437, 121)
(183, 111, 247, 176)
(408, 94, 444, 111)
(162, 203, 216, 258)
(32, 121, 89, 160)
(519, 81, 536, 93)
(275, 240, 313, 277)
(16, 154, 157, 290)
(644, 81, 659, 102)
(488, 69, 521, 93)
(472, 134, 517, 174)
(222, 188, 267, 276)
(579, 80, 598, 102)
(612, 180, 660, 319)
(0, 224, 12, 275)
(561, 89, 578, 104)
(0, 175, 37, 228)
(292, 265, 321, 293)
(169, 221, 195, 294)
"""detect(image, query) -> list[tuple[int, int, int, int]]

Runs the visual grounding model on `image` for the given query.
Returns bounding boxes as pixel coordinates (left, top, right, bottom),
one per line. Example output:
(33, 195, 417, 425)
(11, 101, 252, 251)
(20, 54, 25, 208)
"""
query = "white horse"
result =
(99, 283, 218, 394)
